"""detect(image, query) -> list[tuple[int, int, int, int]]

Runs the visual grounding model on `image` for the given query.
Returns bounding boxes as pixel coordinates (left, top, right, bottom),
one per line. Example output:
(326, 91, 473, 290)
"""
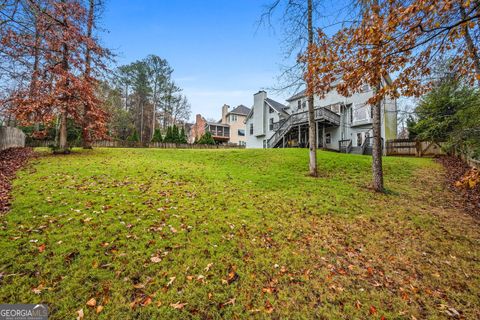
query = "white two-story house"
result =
(245, 80, 397, 154)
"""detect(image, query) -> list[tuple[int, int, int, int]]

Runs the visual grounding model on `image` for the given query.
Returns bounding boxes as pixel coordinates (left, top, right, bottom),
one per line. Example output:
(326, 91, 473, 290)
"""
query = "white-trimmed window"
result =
(353, 103, 370, 122)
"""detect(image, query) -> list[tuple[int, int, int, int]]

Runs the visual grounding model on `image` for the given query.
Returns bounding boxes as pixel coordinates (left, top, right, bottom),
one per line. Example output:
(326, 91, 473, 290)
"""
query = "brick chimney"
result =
(221, 104, 230, 124)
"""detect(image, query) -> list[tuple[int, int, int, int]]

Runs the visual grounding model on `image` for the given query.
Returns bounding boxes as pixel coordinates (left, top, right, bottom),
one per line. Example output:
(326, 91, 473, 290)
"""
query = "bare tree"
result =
(260, 0, 321, 177)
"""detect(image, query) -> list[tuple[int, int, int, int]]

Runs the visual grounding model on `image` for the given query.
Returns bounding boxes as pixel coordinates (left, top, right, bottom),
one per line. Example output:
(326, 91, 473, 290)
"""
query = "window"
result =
(269, 107, 274, 113)
(357, 133, 363, 146)
(326, 133, 331, 144)
(297, 100, 301, 110)
(353, 103, 370, 122)
(230, 114, 237, 122)
(239, 141, 246, 146)
(269, 118, 274, 131)
(302, 101, 306, 109)
(249, 123, 253, 135)
(238, 129, 245, 136)
(329, 104, 341, 114)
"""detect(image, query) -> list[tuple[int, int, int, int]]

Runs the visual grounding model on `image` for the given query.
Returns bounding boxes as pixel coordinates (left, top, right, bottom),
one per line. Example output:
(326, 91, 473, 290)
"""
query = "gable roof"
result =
(229, 104, 251, 116)
(286, 90, 307, 102)
(265, 98, 289, 116)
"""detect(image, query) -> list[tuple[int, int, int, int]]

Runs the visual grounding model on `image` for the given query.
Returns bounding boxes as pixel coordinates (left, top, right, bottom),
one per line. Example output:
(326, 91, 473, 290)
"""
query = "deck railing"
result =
(339, 139, 352, 153)
(268, 106, 341, 148)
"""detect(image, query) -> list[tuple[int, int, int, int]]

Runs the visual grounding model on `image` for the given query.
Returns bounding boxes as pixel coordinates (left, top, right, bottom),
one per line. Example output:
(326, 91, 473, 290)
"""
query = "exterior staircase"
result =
(268, 107, 341, 148)
(339, 137, 384, 155)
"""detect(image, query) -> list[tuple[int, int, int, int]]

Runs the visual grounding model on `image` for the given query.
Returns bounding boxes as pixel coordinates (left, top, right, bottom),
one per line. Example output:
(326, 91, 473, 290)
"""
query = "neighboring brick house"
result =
(190, 104, 251, 145)
(190, 114, 207, 143)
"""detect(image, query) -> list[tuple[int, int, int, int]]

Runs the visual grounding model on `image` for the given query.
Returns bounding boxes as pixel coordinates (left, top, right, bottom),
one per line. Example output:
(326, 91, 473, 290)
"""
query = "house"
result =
(221, 104, 250, 146)
(245, 82, 397, 154)
(190, 104, 251, 145)
(245, 91, 291, 148)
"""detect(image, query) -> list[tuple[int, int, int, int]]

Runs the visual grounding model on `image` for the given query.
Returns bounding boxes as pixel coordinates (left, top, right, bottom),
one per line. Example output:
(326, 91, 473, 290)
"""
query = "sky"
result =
(101, 0, 298, 121)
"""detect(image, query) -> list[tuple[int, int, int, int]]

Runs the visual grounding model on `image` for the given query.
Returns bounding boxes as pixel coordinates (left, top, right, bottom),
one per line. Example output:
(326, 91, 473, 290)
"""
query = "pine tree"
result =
(151, 129, 163, 142)
(128, 129, 139, 142)
(164, 126, 173, 143)
(172, 125, 179, 143)
(197, 132, 215, 145)
(179, 127, 188, 144)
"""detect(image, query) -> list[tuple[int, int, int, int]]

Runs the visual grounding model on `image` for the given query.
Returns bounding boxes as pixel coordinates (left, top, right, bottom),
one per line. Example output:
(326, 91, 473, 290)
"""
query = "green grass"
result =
(0, 148, 479, 319)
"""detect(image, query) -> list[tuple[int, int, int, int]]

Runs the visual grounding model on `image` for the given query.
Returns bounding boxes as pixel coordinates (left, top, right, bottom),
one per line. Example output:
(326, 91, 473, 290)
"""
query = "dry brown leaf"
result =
(38, 244, 46, 253)
(86, 298, 96, 308)
(170, 301, 187, 309)
(204, 263, 213, 272)
(96, 305, 104, 314)
(150, 256, 162, 263)
(141, 296, 152, 307)
(265, 300, 274, 314)
(32, 284, 44, 295)
(76, 308, 84, 320)
(167, 277, 176, 287)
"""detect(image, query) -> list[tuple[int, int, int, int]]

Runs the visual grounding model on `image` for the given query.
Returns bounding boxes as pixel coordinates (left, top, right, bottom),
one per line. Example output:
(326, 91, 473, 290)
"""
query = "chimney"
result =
(221, 104, 229, 124)
(195, 114, 203, 124)
(254, 90, 267, 110)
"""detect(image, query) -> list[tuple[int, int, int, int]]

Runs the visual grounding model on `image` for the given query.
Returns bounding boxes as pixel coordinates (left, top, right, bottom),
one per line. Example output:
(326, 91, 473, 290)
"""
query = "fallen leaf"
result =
(32, 284, 45, 294)
(86, 298, 96, 307)
(226, 265, 239, 285)
(96, 306, 104, 314)
(204, 263, 213, 272)
(221, 298, 235, 307)
(76, 308, 84, 320)
(370, 305, 377, 315)
(167, 277, 176, 287)
(141, 296, 152, 306)
(265, 300, 274, 314)
(150, 256, 162, 263)
(38, 244, 46, 253)
(170, 301, 187, 309)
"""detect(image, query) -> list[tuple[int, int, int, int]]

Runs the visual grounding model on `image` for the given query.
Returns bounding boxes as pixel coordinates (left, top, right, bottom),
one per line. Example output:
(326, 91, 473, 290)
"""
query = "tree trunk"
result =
(307, 0, 318, 177)
(371, 82, 384, 192)
(82, 0, 94, 149)
(460, 4, 480, 84)
(58, 0, 69, 153)
(152, 82, 157, 140)
(58, 111, 68, 151)
(29, 2, 41, 131)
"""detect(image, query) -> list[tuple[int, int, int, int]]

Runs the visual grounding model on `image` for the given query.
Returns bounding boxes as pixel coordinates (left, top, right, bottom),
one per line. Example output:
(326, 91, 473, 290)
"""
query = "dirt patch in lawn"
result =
(0, 147, 35, 214)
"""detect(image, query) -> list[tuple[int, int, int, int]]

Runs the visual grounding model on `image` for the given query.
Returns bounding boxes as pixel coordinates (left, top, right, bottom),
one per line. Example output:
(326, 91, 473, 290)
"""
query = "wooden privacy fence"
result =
(0, 127, 26, 151)
(386, 139, 446, 157)
(26, 139, 245, 149)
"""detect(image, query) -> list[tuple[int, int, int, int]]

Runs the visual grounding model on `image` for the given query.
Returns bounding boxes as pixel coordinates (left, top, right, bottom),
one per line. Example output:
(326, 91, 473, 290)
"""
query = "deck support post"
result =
(322, 126, 326, 150)
(316, 122, 319, 148)
(298, 125, 301, 147)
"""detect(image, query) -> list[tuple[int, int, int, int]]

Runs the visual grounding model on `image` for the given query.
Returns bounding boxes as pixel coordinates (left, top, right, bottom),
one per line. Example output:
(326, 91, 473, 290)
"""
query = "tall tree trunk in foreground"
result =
(82, 0, 94, 149)
(58, 0, 69, 153)
(459, 4, 480, 85)
(372, 82, 384, 192)
(307, 0, 318, 177)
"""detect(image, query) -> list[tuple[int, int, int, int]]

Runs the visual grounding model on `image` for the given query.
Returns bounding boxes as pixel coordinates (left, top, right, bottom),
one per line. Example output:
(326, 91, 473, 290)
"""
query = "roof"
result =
(286, 90, 306, 102)
(206, 121, 229, 127)
(228, 104, 251, 116)
(265, 98, 289, 115)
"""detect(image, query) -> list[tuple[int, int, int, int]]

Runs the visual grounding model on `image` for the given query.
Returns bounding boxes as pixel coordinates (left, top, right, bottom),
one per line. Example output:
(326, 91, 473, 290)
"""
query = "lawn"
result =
(0, 148, 479, 319)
